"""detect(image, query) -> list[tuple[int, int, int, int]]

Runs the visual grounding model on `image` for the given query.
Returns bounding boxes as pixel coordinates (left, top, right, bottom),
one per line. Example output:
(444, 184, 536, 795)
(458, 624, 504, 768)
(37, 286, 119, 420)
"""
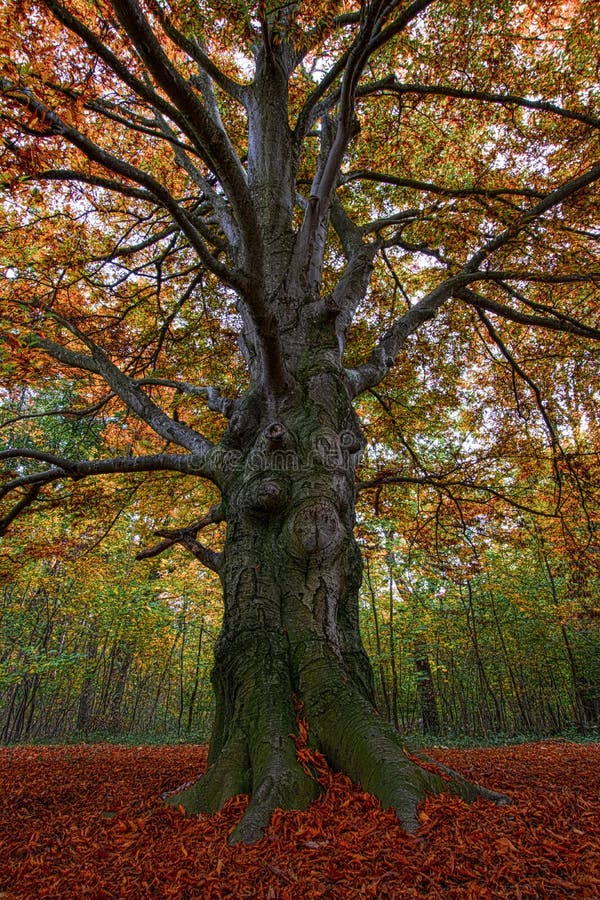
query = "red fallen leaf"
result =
(495, 836, 518, 853)
(547, 877, 583, 890)
(1, 742, 599, 898)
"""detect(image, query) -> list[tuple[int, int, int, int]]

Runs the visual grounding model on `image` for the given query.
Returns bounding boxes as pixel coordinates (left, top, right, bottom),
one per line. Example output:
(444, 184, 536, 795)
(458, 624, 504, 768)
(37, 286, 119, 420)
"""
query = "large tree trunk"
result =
(166, 357, 510, 842)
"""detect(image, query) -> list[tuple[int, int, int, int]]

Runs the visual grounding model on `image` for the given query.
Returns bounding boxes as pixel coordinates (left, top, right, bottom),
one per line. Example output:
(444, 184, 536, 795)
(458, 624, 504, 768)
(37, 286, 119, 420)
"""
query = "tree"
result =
(1, 0, 599, 842)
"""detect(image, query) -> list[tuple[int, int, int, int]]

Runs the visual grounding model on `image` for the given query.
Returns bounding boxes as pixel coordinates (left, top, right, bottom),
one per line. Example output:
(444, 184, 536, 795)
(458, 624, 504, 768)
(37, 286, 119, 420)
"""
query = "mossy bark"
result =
(166, 321, 510, 843)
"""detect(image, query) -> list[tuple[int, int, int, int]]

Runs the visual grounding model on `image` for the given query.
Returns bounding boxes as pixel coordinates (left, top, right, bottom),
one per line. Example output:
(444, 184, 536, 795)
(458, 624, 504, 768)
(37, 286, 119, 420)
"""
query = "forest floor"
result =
(0, 741, 598, 898)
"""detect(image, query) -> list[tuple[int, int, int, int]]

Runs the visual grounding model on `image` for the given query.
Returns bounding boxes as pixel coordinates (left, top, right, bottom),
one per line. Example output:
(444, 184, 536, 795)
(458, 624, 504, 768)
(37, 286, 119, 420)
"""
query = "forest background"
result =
(2, 365, 598, 745)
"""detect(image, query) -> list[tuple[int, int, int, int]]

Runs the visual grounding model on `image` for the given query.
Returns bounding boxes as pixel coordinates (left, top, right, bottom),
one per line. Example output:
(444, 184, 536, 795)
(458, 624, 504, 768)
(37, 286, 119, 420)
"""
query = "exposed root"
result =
(164, 732, 250, 815)
(407, 748, 513, 806)
(166, 650, 511, 843)
(230, 764, 319, 844)
(164, 727, 320, 844)
(297, 652, 512, 835)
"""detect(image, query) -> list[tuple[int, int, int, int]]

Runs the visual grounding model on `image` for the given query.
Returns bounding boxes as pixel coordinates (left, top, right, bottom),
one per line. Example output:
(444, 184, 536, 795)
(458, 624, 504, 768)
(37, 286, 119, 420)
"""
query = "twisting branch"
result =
(387, 80, 600, 131)
(291, 2, 390, 281)
(0, 395, 112, 430)
(20, 2, 288, 396)
(43, 0, 252, 235)
(294, 1, 435, 140)
(0, 449, 216, 486)
(291, 1, 440, 296)
(357, 471, 558, 519)
(318, 74, 600, 132)
(0, 79, 246, 294)
(136, 503, 225, 573)
(340, 169, 545, 200)
(21, 323, 214, 455)
(0, 449, 221, 534)
(312, 1, 387, 208)
(40, 0, 199, 133)
(345, 273, 466, 395)
(107, 0, 262, 283)
(473, 309, 558, 444)
(471, 306, 597, 535)
(473, 308, 563, 512)
(465, 163, 600, 272)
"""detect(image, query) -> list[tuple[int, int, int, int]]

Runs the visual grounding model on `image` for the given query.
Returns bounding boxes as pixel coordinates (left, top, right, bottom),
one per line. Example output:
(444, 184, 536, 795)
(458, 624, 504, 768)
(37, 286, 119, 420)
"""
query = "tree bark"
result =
(413, 640, 441, 735)
(166, 329, 510, 842)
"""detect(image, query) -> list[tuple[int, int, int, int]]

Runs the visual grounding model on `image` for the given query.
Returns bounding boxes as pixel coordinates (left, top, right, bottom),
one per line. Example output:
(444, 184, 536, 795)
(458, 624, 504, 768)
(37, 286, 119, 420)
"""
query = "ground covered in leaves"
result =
(1, 741, 598, 898)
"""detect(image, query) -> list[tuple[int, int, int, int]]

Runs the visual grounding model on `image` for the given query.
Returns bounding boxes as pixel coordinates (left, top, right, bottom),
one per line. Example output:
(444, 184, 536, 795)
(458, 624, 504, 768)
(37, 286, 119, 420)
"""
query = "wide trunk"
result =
(166, 357, 510, 842)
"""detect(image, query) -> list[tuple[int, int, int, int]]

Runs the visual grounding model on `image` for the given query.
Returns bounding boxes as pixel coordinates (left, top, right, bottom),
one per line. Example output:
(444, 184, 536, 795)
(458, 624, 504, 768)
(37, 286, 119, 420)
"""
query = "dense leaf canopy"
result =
(1, 1, 599, 526)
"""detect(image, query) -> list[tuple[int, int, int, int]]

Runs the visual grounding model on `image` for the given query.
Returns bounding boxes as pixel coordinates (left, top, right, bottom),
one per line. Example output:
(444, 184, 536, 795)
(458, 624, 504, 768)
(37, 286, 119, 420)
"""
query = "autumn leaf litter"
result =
(0, 741, 598, 898)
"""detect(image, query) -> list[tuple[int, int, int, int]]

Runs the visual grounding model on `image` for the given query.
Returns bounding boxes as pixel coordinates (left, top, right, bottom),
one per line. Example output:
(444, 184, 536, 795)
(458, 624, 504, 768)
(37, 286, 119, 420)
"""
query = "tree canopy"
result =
(1, 0, 598, 506)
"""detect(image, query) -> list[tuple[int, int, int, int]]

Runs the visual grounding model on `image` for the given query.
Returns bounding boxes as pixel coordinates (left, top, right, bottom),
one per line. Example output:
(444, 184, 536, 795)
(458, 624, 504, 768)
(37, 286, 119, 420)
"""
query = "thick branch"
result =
(107, 0, 262, 283)
(40, 0, 212, 145)
(348, 158, 600, 394)
(465, 164, 600, 271)
(345, 274, 472, 395)
(24, 330, 213, 454)
(145, 0, 245, 103)
(136, 379, 236, 417)
(0, 449, 214, 485)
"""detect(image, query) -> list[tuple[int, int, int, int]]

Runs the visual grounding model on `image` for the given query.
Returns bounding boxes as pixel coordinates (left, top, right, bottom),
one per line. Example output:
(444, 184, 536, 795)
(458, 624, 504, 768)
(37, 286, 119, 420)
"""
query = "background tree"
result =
(1, 0, 598, 842)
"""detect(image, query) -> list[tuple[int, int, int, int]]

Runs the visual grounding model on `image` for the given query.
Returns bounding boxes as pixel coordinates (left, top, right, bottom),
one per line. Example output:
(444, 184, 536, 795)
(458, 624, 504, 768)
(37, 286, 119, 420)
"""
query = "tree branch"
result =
(347, 158, 600, 395)
(0, 449, 215, 484)
(136, 379, 236, 418)
(107, 0, 262, 286)
(37, 0, 290, 394)
(457, 287, 600, 342)
(345, 273, 474, 395)
(0, 486, 41, 536)
(388, 81, 600, 131)
(23, 327, 214, 454)
(465, 164, 600, 272)
(136, 503, 225, 573)
(357, 470, 558, 518)
(145, 0, 245, 103)
(0, 79, 247, 294)
(341, 169, 544, 200)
